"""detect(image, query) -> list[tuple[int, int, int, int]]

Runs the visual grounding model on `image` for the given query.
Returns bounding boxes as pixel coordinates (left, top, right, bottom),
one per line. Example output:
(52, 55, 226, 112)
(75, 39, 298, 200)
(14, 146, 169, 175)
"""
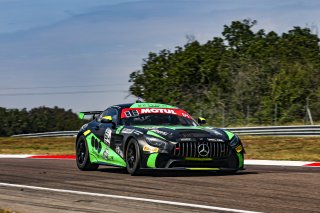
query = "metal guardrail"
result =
(11, 131, 78, 138)
(225, 125, 320, 136)
(11, 125, 320, 137)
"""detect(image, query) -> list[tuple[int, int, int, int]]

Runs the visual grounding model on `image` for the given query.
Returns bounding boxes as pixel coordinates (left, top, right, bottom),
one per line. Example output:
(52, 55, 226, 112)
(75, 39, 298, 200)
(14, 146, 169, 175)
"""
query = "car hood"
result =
(132, 125, 231, 142)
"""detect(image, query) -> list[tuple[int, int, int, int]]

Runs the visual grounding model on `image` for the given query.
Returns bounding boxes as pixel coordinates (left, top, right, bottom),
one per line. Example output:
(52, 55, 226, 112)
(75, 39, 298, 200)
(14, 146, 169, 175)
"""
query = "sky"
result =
(0, 0, 319, 112)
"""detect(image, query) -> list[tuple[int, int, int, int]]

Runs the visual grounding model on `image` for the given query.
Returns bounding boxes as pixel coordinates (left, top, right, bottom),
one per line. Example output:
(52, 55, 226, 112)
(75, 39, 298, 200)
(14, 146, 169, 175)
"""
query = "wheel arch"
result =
(76, 131, 86, 146)
(76, 132, 82, 142)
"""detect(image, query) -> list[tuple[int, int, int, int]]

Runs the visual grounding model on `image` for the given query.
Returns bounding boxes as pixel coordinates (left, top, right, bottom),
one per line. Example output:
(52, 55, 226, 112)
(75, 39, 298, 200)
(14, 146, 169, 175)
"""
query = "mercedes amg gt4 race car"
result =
(76, 102, 244, 175)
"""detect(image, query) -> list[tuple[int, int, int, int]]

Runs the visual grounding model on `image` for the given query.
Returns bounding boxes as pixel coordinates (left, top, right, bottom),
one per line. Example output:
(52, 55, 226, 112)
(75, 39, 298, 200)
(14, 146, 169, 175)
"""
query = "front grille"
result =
(172, 141, 230, 158)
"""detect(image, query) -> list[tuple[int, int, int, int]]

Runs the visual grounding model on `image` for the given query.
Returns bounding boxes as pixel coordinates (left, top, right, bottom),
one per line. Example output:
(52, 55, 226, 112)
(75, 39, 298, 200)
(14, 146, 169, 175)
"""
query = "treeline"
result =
(129, 19, 320, 126)
(0, 106, 83, 136)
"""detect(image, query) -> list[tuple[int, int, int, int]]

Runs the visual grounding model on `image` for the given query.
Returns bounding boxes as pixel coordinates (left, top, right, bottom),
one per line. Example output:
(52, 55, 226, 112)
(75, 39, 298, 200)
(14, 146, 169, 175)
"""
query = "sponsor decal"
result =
(103, 148, 109, 160)
(137, 126, 159, 130)
(121, 108, 192, 119)
(179, 138, 192, 141)
(104, 128, 112, 146)
(133, 130, 143, 135)
(115, 146, 124, 158)
(151, 129, 169, 136)
(143, 145, 159, 153)
(121, 128, 135, 134)
(130, 103, 175, 109)
(207, 138, 224, 142)
(141, 108, 177, 114)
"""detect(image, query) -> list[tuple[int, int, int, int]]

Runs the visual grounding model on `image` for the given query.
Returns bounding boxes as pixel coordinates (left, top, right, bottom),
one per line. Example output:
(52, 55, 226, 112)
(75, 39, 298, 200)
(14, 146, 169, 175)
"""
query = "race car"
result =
(76, 102, 244, 175)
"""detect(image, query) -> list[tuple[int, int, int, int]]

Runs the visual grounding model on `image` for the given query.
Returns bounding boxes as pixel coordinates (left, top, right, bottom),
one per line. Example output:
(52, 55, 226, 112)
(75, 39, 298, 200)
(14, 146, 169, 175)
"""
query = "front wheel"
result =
(76, 135, 99, 171)
(125, 139, 141, 175)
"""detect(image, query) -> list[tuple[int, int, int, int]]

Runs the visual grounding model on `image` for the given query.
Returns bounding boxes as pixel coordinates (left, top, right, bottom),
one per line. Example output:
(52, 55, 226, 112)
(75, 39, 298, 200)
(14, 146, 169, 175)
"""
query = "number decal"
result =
(104, 128, 112, 146)
(124, 110, 139, 118)
(125, 111, 131, 117)
(132, 110, 139, 117)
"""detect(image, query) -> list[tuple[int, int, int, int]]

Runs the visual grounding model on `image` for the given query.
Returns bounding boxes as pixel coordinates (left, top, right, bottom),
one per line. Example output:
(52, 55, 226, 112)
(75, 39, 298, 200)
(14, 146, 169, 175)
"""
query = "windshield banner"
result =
(121, 108, 192, 119)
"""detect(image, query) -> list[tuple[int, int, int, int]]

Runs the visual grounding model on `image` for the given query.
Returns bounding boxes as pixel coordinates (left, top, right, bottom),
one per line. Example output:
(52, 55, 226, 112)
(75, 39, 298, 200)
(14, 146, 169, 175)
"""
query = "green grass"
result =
(241, 136, 320, 161)
(0, 136, 320, 161)
(0, 137, 75, 155)
(0, 209, 20, 213)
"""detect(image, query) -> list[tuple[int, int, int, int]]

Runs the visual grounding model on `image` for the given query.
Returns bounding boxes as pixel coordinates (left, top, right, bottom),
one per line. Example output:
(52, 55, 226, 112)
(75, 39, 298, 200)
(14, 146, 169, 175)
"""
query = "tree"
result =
(129, 19, 320, 126)
(0, 106, 84, 136)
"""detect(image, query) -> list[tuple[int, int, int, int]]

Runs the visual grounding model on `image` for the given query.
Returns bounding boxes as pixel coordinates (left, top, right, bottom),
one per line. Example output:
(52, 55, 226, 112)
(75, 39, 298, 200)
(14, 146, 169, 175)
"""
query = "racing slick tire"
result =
(76, 135, 99, 171)
(218, 152, 241, 175)
(125, 138, 141, 175)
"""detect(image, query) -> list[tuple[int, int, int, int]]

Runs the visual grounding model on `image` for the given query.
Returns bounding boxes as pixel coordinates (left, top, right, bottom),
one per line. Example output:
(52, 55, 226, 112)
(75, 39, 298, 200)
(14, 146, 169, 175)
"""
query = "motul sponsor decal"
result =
(141, 108, 177, 114)
(121, 108, 192, 119)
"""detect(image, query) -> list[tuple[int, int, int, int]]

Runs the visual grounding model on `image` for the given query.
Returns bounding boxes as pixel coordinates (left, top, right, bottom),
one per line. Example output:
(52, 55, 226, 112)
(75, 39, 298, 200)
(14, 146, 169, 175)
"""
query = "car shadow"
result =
(141, 170, 257, 177)
(97, 167, 257, 177)
(98, 167, 128, 174)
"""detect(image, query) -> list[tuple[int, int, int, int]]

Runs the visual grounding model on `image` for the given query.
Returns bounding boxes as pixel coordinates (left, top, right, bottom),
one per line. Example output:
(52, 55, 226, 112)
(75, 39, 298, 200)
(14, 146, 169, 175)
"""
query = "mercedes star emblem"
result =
(198, 143, 210, 157)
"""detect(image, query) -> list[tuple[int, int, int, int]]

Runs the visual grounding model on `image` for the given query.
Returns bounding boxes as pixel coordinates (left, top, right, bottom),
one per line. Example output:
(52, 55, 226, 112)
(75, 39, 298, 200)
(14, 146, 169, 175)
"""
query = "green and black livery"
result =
(76, 102, 245, 175)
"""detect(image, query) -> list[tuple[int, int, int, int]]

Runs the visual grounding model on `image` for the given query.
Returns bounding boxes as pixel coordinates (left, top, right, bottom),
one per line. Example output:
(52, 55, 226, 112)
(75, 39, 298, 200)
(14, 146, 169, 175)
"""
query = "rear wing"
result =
(78, 111, 103, 120)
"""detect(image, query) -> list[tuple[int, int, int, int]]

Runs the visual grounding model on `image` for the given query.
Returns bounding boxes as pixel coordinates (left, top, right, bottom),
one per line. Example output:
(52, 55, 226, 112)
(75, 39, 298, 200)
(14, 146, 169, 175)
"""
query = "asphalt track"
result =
(0, 159, 319, 213)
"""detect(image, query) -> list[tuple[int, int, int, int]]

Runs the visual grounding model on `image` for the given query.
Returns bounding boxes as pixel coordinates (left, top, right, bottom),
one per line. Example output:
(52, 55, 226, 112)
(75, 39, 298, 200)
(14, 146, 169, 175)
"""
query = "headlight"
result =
(230, 135, 240, 148)
(145, 136, 167, 149)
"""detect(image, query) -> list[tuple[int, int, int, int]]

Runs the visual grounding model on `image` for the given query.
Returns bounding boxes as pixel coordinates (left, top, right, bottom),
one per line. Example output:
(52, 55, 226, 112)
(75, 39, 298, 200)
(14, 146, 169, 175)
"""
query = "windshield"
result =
(120, 108, 198, 126)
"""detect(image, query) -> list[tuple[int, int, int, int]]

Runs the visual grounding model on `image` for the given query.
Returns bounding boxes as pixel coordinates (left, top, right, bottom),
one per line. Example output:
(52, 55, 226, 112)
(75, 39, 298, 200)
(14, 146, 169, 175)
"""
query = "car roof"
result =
(110, 102, 178, 110)
(111, 103, 133, 109)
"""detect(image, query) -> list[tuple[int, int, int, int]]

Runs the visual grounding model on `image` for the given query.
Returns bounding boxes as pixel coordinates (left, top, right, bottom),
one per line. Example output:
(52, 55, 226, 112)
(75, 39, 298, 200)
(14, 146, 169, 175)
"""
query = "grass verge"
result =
(241, 136, 320, 161)
(0, 209, 20, 213)
(0, 137, 75, 155)
(0, 136, 319, 161)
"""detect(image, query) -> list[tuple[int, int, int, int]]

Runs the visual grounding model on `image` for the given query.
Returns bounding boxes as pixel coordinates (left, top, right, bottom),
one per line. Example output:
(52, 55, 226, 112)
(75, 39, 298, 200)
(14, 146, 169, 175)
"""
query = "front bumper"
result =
(141, 151, 244, 170)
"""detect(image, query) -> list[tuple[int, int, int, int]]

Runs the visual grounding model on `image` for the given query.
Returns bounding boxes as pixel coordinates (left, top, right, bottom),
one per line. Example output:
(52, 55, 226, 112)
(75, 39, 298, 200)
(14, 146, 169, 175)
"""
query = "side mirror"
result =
(198, 117, 206, 125)
(101, 116, 113, 123)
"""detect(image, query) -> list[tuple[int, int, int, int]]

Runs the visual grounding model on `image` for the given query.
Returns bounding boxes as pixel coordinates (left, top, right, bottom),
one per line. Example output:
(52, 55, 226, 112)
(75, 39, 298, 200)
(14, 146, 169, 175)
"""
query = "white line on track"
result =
(0, 182, 261, 213)
(244, 159, 313, 167)
(0, 154, 33, 158)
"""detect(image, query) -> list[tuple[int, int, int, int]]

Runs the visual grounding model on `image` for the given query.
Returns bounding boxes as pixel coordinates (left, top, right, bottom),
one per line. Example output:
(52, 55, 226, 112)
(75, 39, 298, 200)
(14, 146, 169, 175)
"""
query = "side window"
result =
(98, 108, 118, 123)
(108, 108, 118, 123)
(97, 110, 106, 122)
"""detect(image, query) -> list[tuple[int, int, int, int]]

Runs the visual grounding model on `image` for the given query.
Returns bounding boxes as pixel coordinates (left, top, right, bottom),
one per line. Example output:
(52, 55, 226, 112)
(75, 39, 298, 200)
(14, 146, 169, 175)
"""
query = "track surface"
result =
(0, 159, 319, 213)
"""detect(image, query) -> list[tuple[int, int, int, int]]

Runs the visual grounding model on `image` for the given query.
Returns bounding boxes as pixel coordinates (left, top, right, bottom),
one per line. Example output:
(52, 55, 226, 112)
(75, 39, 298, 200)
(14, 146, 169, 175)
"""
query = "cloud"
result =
(0, 0, 319, 111)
